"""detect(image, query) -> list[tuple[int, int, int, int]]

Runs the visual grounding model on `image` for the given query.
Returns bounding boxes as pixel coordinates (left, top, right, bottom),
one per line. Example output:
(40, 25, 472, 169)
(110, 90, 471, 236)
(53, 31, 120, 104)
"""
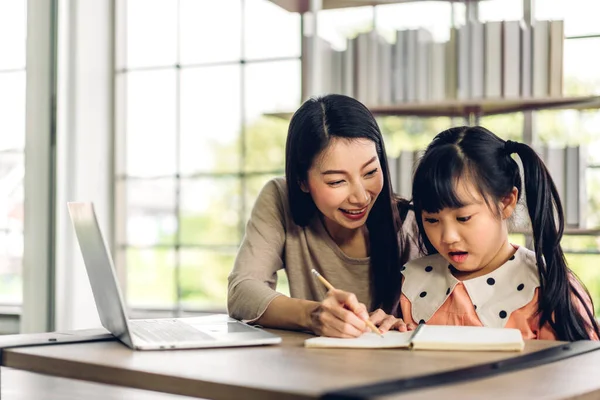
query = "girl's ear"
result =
(501, 187, 519, 219)
(299, 180, 310, 193)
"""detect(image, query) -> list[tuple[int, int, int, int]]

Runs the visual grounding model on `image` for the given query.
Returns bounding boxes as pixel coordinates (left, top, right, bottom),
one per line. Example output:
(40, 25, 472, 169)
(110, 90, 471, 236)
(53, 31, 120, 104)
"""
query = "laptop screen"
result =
(67, 202, 134, 347)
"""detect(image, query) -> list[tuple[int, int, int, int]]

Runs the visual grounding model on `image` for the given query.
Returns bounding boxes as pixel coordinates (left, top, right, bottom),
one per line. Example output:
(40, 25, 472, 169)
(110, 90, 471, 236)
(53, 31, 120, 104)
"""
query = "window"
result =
(532, 0, 600, 313)
(0, 0, 26, 306)
(116, 0, 300, 313)
(320, 0, 600, 313)
(115, 0, 600, 316)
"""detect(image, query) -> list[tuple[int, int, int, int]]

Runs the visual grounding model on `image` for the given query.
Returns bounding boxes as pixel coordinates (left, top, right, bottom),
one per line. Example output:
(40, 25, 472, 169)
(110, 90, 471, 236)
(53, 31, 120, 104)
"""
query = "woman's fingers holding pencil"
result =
(328, 289, 370, 320)
(309, 289, 371, 337)
(310, 306, 365, 338)
(310, 306, 365, 337)
(326, 290, 370, 330)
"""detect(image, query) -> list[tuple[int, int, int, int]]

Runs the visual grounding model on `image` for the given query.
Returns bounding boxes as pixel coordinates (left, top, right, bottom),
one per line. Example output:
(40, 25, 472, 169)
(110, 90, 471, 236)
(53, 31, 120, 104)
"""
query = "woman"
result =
(228, 94, 420, 337)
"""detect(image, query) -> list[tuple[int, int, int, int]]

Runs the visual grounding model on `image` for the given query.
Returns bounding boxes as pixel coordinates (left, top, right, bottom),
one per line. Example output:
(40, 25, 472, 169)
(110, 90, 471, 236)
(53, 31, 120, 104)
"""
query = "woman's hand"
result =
(369, 309, 416, 333)
(309, 289, 372, 338)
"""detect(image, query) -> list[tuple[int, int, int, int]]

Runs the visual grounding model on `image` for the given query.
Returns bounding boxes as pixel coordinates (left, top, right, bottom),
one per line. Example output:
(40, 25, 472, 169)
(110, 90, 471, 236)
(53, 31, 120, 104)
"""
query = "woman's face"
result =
(303, 137, 384, 234)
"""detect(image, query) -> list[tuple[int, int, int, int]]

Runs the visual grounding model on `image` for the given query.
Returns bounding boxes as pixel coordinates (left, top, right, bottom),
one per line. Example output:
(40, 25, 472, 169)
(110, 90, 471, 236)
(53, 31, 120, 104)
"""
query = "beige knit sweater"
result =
(227, 177, 420, 322)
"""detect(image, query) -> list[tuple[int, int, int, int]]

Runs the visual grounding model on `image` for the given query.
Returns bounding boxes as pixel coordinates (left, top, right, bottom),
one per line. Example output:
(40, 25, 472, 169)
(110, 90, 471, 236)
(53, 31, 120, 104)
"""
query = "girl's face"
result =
(303, 137, 384, 235)
(421, 179, 518, 278)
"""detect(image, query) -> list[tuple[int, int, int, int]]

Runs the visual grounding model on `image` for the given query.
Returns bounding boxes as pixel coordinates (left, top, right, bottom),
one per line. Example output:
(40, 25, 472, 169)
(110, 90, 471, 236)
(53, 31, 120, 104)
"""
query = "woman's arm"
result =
(228, 179, 375, 337)
(227, 179, 288, 322)
(255, 296, 319, 330)
(258, 290, 373, 337)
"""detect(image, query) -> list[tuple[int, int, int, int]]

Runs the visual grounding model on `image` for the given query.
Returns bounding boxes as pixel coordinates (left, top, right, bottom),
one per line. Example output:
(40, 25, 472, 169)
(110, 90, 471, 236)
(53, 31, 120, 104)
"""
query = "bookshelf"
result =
(266, 0, 600, 238)
(268, 0, 482, 13)
(266, 96, 600, 119)
(267, 1, 578, 122)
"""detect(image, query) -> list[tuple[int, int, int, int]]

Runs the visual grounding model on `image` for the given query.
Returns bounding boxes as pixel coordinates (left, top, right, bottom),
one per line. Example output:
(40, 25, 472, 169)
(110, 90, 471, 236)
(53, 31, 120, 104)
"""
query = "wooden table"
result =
(0, 367, 198, 400)
(2, 329, 600, 400)
(383, 346, 600, 399)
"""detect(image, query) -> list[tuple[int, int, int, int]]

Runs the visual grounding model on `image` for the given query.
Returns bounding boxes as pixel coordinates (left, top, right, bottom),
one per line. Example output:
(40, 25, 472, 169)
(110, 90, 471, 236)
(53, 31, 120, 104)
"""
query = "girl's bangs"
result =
(414, 147, 472, 213)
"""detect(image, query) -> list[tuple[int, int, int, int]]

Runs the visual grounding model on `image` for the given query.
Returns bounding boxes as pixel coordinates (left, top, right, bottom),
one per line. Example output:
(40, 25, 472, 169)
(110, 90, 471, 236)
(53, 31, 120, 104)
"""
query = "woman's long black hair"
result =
(285, 94, 411, 314)
(411, 126, 599, 341)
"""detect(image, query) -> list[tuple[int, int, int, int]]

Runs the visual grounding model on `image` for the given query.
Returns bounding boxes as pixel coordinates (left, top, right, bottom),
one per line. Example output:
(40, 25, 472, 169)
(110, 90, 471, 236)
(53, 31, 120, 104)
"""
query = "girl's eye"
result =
(424, 218, 438, 224)
(327, 180, 344, 187)
(457, 216, 472, 222)
(365, 168, 378, 177)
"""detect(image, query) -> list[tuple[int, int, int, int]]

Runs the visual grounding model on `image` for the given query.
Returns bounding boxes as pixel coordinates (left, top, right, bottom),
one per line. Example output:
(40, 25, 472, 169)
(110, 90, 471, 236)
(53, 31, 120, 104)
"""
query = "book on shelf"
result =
(342, 37, 355, 98)
(416, 28, 433, 103)
(301, 19, 566, 107)
(304, 324, 525, 352)
(388, 151, 418, 198)
(565, 146, 587, 228)
(457, 24, 470, 100)
(393, 29, 407, 103)
(379, 38, 393, 105)
(539, 145, 587, 229)
(503, 20, 521, 98)
(430, 42, 447, 102)
(470, 21, 485, 99)
(549, 20, 564, 97)
(406, 29, 418, 103)
(355, 32, 370, 104)
(485, 21, 502, 98)
(367, 30, 380, 106)
(544, 146, 566, 207)
(533, 20, 550, 98)
(445, 27, 458, 100)
(521, 22, 533, 97)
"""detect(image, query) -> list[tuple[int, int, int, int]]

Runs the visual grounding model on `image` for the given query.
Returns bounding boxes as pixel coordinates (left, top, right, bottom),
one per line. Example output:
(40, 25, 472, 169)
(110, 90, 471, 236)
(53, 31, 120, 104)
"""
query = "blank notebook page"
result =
(411, 325, 524, 351)
(304, 331, 414, 349)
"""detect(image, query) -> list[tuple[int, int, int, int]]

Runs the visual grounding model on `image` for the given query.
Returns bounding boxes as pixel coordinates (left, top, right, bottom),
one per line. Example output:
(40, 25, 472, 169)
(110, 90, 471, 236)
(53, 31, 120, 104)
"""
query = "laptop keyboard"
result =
(129, 319, 215, 343)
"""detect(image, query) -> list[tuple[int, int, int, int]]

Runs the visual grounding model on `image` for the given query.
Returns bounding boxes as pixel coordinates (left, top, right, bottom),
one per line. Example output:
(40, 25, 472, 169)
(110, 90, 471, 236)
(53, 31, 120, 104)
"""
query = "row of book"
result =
(388, 145, 586, 229)
(303, 20, 565, 105)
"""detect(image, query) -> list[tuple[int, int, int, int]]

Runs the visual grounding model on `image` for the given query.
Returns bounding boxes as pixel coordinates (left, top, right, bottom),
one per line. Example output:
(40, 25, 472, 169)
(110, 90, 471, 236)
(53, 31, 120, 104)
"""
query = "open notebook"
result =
(304, 325, 525, 352)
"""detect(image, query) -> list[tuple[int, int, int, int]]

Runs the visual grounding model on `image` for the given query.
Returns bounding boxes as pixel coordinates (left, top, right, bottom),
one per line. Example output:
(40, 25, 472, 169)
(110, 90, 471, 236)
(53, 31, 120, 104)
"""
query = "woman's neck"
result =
(321, 215, 369, 258)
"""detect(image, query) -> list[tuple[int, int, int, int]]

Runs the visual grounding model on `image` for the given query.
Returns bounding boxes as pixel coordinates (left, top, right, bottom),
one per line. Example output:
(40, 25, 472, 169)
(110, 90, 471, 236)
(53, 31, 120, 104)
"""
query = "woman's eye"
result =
(457, 216, 472, 222)
(424, 218, 438, 224)
(365, 168, 378, 177)
(327, 180, 344, 187)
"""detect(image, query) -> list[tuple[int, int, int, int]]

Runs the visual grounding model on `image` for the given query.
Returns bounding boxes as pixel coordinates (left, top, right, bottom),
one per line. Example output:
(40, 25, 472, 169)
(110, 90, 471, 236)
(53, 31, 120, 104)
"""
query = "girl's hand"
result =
(309, 289, 371, 338)
(369, 309, 417, 333)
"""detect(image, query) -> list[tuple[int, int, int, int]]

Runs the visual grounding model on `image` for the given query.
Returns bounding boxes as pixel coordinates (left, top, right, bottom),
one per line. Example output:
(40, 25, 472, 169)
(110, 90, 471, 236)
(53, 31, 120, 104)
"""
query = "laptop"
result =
(67, 202, 282, 350)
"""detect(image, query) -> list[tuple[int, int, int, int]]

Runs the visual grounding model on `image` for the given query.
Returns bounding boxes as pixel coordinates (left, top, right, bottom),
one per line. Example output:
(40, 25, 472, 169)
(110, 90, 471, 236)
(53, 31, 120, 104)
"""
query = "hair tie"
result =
(504, 140, 519, 155)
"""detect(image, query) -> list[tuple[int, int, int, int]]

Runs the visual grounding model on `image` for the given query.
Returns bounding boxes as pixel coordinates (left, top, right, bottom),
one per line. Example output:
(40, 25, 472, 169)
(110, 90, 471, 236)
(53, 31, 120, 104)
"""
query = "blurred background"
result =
(1, 0, 599, 334)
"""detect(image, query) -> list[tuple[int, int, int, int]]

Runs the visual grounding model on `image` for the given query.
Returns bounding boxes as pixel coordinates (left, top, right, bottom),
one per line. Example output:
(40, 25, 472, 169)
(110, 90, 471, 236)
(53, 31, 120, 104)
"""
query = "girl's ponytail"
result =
(510, 141, 599, 340)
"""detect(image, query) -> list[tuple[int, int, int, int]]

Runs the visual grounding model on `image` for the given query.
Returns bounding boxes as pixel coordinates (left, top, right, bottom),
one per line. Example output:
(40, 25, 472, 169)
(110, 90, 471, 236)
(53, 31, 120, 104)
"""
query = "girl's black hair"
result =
(285, 94, 411, 314)
(412, 126, 599, 341)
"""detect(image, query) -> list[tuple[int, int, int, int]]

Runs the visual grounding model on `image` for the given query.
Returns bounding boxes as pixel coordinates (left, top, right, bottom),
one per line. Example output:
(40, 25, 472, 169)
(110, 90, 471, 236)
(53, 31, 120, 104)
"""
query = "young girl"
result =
(390, 126, 599, 340)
